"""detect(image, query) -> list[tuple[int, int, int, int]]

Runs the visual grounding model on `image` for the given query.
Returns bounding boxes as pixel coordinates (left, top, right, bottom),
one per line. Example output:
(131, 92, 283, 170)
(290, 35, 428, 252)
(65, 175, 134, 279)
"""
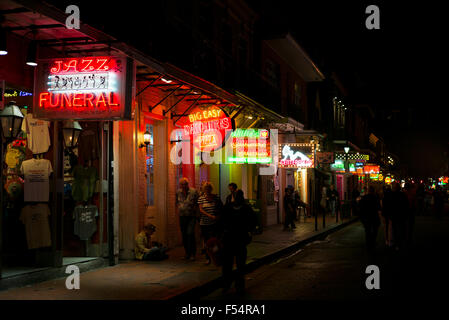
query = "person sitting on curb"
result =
(135, 224, 168, 261)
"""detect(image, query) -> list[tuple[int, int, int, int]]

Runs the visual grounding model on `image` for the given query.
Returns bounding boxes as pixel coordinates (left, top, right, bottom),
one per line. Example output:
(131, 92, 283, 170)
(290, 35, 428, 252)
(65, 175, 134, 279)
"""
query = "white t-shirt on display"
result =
(21, 113, 51, 154)
(20, 158, 53, 202)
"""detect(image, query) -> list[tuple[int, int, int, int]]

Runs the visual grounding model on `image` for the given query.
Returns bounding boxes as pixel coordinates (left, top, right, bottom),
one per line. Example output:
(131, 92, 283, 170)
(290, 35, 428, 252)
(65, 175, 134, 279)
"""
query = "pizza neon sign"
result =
(181, 105, 234, 151)
(34, 56, 134, 120)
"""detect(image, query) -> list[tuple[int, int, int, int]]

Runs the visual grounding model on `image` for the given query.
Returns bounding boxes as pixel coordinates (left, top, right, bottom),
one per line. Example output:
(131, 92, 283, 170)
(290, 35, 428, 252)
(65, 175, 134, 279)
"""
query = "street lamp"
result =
(62, 120, 82, 149)
(140, 130, 151, 148)
(0, 101, 24, 141)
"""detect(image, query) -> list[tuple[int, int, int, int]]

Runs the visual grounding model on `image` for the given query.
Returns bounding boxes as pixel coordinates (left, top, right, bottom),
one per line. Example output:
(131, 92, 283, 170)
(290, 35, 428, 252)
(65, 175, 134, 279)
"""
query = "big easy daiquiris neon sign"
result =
(34, 56, 134, 120)
(180, 105, 235, 152)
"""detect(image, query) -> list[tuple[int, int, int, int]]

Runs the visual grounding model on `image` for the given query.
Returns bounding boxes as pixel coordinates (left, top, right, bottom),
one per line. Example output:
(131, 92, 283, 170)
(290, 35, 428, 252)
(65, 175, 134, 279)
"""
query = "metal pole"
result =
(99, 122, 104, 257)
(107, 121, 114, 266)
(0, 141, 3, 278)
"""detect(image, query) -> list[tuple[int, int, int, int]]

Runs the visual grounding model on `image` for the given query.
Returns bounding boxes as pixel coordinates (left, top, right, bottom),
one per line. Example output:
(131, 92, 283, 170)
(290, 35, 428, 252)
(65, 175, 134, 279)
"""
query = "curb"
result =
(168, 217, 359, 300)
(0, 258, 108, 291)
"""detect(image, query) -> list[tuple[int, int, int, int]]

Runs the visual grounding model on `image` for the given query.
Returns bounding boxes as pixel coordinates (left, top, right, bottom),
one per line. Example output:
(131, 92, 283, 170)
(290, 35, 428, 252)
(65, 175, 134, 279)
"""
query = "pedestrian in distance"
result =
(176, 177, 199, 261)
(404, 182, 417, 248)
(221, 189, 256, 294)
(352, 187, 361, 217)
(359, 186, 381, 253)
(283, 186, 296, 231)
(327, 184, 339, 217)
(198, 181, 223, 265)
(381, 185, 394, 248)
(134, 224, 168, 261)
(390, 182, 409, 252)
(433, 186, 445, 219)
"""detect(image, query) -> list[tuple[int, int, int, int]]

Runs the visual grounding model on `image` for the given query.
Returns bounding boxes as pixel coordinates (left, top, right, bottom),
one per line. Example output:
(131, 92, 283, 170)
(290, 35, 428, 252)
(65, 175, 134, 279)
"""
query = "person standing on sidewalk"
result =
(390, 182, 409, 252)
(198, 181, 223, 265)
(221, 189, 256, 294)
(404, 182, 417, 248)
(283, 186, 296, 231)
(176, 177, 199, 261)
(359, 186, 381, 252)
(381, 185, 394, 248)
(327, 184, 339, 217)
(225, 182, 238, 205)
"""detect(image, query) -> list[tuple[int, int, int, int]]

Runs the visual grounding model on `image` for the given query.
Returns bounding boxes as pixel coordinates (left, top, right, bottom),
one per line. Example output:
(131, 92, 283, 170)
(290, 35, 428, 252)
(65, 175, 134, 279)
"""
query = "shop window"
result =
(146, 124, 154, 206)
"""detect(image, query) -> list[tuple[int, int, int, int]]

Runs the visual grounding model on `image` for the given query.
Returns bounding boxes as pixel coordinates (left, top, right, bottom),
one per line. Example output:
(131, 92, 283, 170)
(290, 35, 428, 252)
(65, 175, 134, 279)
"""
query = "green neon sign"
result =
(228, 157, 272, 164)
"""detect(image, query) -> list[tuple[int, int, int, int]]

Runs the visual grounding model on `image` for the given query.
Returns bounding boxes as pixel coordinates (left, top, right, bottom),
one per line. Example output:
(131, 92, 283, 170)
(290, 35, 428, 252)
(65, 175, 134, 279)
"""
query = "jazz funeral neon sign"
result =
(182, 106, 234, 151)
(279, 144, 314, 168)
(34, 56, 133, 120)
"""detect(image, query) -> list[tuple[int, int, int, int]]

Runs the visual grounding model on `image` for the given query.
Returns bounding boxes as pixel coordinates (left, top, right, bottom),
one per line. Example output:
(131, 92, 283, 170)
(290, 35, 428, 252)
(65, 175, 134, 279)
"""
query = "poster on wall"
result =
(278, 143, 314, 168)
(34, 56, 135, 120)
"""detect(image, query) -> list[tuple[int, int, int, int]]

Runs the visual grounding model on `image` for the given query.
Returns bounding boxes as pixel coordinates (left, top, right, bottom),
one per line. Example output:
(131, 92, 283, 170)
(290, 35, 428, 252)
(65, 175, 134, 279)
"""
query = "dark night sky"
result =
(249, 0, 448, 178)
(44, 0, 448, 178)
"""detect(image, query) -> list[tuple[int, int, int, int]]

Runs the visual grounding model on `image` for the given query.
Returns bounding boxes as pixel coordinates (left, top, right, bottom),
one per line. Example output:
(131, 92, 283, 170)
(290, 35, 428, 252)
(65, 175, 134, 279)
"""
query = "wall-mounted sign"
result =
(34, 56, 135, 120)
(316, 152, 334, 164)
(4, 90, 33, 97)
(228, 128, 271, 164)
(181, 105, 235, 152)
(335, 152, 369, 162)
(364, 165, 380, 174)
(385, 177, 392, 184)
(279, 143, 314, 168)
(331, 159, 345, 172)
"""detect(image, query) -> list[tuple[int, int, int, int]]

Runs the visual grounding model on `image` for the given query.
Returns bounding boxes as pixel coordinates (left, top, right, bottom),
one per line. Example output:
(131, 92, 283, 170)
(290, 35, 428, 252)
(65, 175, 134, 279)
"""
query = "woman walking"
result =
(198, 181, 223, 265)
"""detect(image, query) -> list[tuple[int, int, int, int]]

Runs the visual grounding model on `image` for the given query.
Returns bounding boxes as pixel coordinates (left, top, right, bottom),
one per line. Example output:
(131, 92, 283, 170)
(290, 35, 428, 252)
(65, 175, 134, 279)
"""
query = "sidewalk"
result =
(0, 214, 357, 300)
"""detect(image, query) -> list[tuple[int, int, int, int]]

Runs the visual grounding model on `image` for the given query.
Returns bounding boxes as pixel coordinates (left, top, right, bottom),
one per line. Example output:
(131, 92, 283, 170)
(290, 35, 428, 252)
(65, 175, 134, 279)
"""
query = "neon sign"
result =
(228, 128, 271, 164)
(279, 144, 314, 168)
(364, 165, 380, 174)
(180, 105, 234, 151)
(34, 56, 134, 120)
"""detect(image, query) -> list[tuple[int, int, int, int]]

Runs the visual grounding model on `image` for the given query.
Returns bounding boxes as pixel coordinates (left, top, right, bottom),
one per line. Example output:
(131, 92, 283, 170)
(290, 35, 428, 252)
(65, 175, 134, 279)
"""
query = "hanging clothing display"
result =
(73, 204, 99, 240)
(77, 128, 99, 161)
(20, 203, 52, 249)
(21, 113, 51, 154)
(20, 158, 53, 202)
(71, 165, 98, 202)
(5, 147, 26, 170)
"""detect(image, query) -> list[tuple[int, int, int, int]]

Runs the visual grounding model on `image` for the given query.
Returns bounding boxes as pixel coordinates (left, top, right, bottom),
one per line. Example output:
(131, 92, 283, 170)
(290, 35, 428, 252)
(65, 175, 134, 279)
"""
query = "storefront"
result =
(278, 141, 316, 223)
(0, 48, 135, 279)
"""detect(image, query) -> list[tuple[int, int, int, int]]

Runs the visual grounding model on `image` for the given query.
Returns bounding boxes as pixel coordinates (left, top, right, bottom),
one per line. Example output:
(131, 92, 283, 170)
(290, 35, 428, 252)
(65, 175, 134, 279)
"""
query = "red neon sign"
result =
(34, 56, 133, 120)
(180, 106, 234, 151)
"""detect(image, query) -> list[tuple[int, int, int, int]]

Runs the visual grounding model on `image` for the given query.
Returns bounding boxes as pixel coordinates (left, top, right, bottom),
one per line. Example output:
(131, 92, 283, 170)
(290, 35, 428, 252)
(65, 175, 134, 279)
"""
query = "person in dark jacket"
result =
(381, 185, 393, 248)
(390, 182, 409, 251)
(221, 189, 255, 294)
(360, 186, 381, 252)
(283, 186, 296, 231)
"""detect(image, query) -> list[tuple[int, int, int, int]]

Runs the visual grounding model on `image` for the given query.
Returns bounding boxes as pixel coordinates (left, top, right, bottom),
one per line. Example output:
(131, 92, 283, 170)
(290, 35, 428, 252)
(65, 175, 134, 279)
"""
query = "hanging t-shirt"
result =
(21, 113, 51, 154)
(73, 205, 98, 240)
(78, 129, 99, 161)
(72, 165, 98, 202)
(20, 158, 53, 202)
(20, 203, 52, 249)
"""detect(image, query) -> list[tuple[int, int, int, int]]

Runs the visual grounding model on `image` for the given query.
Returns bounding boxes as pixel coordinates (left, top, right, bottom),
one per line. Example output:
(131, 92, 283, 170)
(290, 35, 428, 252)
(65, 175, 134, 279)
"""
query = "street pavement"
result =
(0, 214, 351, 300)
(203, 216, 449, 301)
